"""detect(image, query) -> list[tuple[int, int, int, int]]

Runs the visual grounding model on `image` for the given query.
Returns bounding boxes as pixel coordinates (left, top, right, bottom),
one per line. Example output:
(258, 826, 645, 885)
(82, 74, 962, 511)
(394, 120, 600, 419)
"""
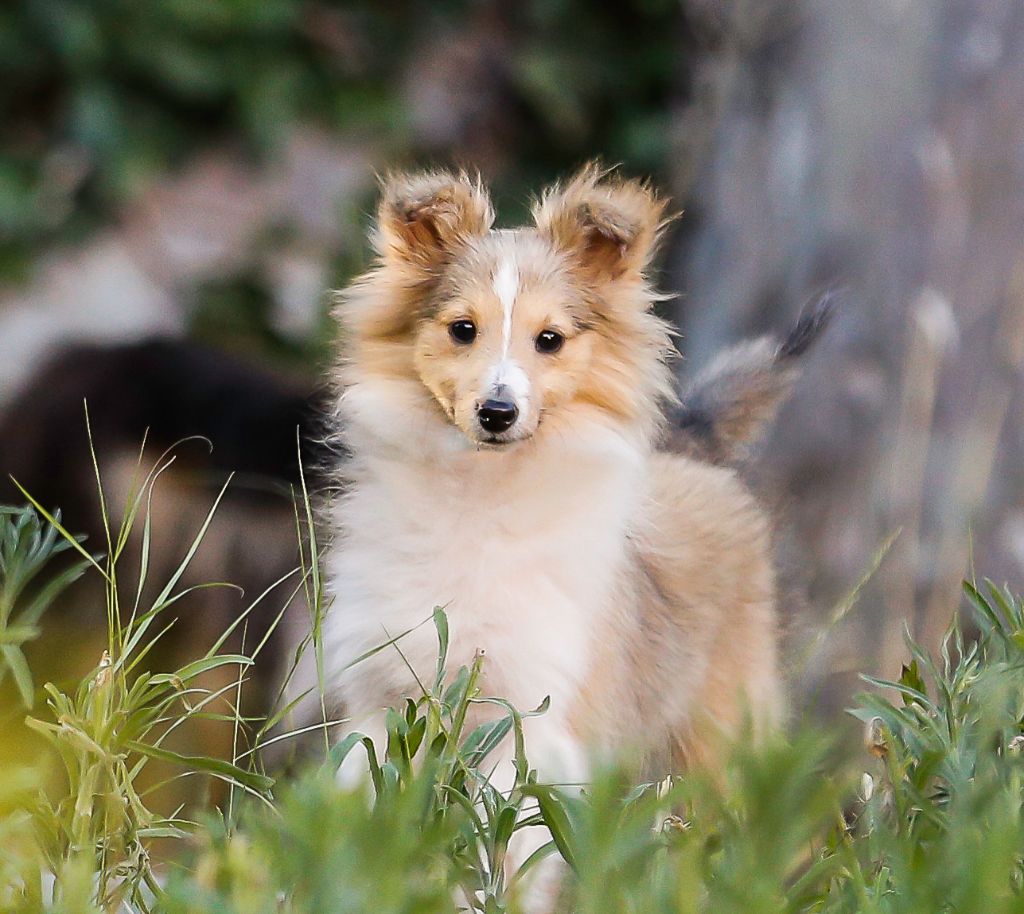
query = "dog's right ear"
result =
(374, 171, 494, 269)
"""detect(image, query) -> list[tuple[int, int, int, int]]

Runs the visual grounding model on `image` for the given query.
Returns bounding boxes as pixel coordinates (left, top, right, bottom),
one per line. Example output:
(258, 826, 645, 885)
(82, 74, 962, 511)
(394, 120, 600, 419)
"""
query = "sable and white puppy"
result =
(322, 165, 811, 875)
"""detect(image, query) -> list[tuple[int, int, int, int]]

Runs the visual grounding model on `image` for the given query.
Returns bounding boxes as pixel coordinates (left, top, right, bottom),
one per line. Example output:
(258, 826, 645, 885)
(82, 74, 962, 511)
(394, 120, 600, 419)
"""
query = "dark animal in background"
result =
(0, 339, 328, 722)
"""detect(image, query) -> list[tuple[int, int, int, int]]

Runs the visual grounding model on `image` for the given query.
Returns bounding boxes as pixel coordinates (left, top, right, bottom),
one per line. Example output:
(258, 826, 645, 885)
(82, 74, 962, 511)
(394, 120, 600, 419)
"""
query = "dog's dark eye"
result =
(449, 320, 477, 344)
(535, 329, 564, 354)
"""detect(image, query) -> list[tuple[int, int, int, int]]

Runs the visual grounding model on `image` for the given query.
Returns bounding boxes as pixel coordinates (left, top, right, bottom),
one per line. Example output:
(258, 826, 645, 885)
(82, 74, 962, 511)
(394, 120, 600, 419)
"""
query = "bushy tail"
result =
(667, 291, 838, 464)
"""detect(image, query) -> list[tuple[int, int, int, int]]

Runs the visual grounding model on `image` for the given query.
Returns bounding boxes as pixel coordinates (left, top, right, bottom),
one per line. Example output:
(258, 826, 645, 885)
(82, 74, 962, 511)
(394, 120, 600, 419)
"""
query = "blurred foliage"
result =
(0, 506, 88, 708)
(103, 580, 1024, 912)
(0, 0, 681, 280)
(7, 472, 1024, 912)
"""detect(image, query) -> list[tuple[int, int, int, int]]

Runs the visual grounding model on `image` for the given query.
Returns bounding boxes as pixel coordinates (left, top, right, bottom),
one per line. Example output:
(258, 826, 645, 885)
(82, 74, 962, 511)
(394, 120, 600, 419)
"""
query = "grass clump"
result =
(3, 468, 1024, 911)
(0, 441, 289, 912)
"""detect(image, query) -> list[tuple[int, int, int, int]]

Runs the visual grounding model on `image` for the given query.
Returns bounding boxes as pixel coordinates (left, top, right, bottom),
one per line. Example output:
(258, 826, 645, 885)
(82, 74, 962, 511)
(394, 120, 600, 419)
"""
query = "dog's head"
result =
(338, 165, 674, 451)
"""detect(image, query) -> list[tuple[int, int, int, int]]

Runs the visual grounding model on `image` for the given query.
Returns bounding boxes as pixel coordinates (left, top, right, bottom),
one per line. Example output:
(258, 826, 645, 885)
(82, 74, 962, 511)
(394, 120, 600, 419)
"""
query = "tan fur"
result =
(328, 163, 784, 788)
(571, 453, 782, 771)
(532, 163, 672, 282)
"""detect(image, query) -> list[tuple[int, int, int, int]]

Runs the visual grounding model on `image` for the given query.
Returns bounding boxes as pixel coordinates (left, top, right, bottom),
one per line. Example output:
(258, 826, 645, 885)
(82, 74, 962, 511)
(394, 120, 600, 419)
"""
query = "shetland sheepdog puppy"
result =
(321, 164, 830, 902)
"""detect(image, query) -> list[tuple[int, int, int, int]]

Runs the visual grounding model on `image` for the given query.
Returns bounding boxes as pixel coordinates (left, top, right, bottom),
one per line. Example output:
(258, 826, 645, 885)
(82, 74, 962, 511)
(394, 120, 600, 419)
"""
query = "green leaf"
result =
(964, 580, 1007, 635)
(406, 716, 427, 758)
(463, 716, 513, 769)
(899, 659, 927, 705)
(524, 785, 577, 872)
(126, 740, 273, 793)
(433, 606, 449, 689)
(18, 557, 89, 626)
(1, 644, 33, 707)
(328, 731, 383, 795)
(0, 624, 41, 645)
(493, 804, 518, 854)
(148, 654, 253, 687)
(137, 824, 191, 840)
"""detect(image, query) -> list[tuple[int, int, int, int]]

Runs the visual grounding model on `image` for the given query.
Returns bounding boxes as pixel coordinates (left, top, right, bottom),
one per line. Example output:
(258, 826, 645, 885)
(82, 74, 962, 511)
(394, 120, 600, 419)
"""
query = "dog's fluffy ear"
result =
(375, 171, 494, 268)
(533, 164, 670, 284)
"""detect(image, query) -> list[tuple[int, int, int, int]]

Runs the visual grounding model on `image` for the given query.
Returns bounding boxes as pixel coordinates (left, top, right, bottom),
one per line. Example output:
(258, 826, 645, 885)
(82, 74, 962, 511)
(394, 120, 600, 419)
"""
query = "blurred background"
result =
(1, 0, 1023, 753)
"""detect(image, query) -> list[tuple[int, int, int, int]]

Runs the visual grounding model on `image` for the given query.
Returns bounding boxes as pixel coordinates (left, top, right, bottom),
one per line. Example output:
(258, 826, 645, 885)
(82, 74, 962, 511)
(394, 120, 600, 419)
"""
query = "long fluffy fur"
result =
(318, 165, 820, 907)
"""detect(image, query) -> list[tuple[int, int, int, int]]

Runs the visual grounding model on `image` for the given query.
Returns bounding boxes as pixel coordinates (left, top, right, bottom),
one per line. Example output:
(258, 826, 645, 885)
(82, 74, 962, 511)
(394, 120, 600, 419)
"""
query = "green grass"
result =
(3, 456, 1024, 913)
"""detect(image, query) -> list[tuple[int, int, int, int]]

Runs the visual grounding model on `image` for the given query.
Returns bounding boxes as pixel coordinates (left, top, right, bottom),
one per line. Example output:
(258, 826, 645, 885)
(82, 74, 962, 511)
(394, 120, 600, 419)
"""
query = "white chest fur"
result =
(322, 418, 644, 728)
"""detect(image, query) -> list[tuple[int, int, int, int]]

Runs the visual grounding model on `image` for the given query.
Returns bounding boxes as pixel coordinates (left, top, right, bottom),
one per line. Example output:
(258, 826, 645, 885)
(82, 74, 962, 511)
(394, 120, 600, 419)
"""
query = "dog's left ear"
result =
(375, 170, 494, 269)
(533, 164, 670, 284)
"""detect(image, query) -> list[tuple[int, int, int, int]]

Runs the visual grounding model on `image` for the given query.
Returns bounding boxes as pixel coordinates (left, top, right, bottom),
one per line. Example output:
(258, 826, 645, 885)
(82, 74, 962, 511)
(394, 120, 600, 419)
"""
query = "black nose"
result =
(477, 399, 519, 433)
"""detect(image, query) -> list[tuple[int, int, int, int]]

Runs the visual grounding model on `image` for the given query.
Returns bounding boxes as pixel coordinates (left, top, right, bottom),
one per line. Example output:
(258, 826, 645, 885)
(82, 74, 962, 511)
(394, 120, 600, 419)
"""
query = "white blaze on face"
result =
(493, 255, 519, 359)
(488, 254, 531, 408)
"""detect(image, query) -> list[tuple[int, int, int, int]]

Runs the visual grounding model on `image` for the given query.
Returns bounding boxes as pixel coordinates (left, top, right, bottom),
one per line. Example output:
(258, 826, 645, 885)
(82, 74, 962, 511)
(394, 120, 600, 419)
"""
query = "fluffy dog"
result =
(321, 164, 828, 899)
